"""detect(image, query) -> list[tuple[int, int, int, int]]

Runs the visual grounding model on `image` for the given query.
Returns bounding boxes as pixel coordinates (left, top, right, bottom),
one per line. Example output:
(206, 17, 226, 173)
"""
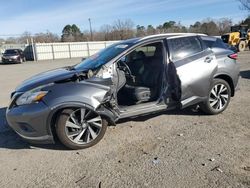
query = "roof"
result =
(119, 33, 208, 44)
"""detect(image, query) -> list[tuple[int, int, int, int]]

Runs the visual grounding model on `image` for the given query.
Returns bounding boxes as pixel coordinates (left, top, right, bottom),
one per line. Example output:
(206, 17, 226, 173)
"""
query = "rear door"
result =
(166, 36, 217, 105)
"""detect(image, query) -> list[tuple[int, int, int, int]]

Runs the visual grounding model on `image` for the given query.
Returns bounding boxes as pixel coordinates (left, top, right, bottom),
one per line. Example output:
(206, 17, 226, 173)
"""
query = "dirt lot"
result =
(0, 53, 249, 188)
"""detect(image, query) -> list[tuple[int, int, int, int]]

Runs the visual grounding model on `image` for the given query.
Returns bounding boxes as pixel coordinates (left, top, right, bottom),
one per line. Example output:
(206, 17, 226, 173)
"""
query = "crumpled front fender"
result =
(43, 81, 111, 110)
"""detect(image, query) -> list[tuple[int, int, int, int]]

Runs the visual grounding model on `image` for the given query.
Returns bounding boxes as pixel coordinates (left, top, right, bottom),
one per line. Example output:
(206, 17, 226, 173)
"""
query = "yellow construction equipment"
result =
(221, 25, 250, 52)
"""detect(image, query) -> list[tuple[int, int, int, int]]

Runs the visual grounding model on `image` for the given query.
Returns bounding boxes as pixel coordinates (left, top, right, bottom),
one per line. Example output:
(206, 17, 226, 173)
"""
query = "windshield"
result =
(4, 49, 19, 55)
(4, 49, 20, 55)
(74, 42, 132, 70)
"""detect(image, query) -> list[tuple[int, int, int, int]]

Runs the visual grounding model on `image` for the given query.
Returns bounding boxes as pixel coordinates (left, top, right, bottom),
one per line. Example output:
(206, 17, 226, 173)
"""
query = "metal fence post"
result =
(86, 42, 90, 57)
(68, 43, 71, 59)
(51, 44, 55, 60)
(31, 37, 37, 61)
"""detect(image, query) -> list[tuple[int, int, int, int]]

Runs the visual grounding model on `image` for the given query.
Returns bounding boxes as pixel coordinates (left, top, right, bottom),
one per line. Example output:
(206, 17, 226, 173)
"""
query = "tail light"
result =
(228, 53, 238, 60)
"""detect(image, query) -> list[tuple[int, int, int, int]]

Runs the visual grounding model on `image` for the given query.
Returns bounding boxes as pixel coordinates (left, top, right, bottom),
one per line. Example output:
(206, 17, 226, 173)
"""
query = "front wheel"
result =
(200, 79, 231, 115)
(56, 108, 107, 150)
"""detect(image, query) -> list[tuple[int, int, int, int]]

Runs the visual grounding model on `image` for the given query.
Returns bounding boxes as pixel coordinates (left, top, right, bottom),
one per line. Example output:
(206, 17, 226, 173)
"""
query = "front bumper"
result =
(6, 102, 54, 144)
(1, 57, 19, 63)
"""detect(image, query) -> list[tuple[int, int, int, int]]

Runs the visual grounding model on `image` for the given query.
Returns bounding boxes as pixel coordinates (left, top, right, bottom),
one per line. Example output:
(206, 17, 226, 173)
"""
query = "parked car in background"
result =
(6, 33, 240, 149)
(1, 49, 26, 64)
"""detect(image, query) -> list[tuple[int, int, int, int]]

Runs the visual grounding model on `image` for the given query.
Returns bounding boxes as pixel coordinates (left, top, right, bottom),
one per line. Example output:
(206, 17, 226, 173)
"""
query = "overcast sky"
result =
(0, 0, 248, 37)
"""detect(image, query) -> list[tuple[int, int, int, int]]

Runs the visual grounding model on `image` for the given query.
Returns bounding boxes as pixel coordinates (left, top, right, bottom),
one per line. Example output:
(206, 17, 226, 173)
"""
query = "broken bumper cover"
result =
(6, 102, 54, 144)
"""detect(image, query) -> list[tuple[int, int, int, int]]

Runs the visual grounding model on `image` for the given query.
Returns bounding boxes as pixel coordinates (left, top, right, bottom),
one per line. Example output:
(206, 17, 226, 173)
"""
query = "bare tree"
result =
(0, 38, 4, 44)
(217, 18, 232, 35)
(34, 31, 60, 43)
(18, 31, 32, 43)
(5, 37, 19, 44)
(113, 19, 134, 40)
(200, 21, 219, 35)
(100, 24, 114, 40)
(238, 0, 250, 11)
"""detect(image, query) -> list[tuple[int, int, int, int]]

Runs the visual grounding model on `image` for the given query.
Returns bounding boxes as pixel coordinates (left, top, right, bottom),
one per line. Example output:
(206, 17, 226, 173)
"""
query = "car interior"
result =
(117, 42, 164, 107)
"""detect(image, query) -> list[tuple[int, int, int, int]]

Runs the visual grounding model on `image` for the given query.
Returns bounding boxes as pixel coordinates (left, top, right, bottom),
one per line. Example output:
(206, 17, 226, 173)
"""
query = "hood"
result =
(16, 67, 80, 92)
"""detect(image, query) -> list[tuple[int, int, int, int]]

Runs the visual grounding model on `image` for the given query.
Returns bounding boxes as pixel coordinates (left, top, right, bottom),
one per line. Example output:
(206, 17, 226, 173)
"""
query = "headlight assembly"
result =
(16, 91, 48, 106)
(15, 84, 53, 106)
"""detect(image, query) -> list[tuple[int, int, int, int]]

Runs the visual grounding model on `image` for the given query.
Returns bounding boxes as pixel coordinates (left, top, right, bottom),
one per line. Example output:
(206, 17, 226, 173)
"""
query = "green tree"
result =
(189, 22, 202, 33)
(71, 24, 81, 34)
(163, 21, 176, 29)
(146, 25, 156, 35)
(61, 24, 82, 42)
(136, 25, 146, 37)
(217, 18, 232, 35)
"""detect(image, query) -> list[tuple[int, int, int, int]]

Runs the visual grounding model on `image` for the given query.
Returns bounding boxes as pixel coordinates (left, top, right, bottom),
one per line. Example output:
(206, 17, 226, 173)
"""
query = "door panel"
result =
(175, 50, 217, 100)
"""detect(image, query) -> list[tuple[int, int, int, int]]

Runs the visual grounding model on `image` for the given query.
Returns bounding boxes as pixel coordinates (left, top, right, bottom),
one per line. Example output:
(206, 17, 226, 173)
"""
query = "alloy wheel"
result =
(65, 108, 102, 145)
(209, 83, 229, 111)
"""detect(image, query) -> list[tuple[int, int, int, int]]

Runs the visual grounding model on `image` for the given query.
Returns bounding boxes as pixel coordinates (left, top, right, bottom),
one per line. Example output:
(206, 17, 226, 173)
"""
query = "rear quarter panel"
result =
(213, 48, 240, 88)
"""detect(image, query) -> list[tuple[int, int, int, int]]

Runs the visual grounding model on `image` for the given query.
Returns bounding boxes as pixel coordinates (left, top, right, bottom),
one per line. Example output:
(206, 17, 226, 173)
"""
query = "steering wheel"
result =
(118, 60, 135, 82)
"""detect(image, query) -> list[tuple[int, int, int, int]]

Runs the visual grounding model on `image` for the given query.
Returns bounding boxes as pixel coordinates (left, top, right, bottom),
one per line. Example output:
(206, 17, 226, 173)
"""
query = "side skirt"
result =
(118, 102, 168, 119)
(181, 96, 207, 109)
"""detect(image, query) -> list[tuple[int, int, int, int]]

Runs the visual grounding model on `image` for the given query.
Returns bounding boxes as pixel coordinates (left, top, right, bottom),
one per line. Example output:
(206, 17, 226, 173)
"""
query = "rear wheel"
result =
(56, 108, 107, 149)
(238, 40, 246, 52)
(200, 79, 231, 115)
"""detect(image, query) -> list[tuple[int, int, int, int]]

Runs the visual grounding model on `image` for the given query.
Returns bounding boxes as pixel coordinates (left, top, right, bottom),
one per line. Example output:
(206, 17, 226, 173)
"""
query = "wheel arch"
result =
(214, 74, 235, 96)
(46, 102, 117, 140)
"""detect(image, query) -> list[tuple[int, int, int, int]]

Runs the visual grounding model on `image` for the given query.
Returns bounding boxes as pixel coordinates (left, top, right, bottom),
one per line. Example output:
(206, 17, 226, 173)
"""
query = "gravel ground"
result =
(0, 53, 249, 188)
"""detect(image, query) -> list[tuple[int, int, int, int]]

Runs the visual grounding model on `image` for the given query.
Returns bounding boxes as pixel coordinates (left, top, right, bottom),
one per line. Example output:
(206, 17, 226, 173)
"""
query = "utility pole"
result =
(88, 18, 93, 41)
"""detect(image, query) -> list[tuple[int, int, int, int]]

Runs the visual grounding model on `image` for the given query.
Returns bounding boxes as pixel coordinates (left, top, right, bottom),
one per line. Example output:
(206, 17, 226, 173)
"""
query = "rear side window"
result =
(168, 37, 203, 61)
(203, 40, 215, 48)
(201, 36, 228, 49)
(215, 39, 228, 49)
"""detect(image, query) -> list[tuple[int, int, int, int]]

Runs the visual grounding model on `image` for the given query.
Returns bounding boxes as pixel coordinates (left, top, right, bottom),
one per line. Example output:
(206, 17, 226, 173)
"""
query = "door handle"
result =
(204, 56, 213, 63)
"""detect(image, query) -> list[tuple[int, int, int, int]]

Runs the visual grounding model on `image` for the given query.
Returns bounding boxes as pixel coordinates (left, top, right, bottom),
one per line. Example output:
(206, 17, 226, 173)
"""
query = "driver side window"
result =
(122, 42, 162, 78)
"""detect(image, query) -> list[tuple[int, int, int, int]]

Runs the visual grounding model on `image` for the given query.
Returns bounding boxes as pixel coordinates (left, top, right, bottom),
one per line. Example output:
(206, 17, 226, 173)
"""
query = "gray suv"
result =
(6, 33, 240, 149)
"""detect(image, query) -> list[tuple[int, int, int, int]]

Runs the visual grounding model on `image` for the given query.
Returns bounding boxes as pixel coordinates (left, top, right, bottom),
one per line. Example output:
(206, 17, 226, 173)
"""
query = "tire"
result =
(56, 108, 107, 150)
(200, 79, 231, 115)
(238, 40, 246, 52)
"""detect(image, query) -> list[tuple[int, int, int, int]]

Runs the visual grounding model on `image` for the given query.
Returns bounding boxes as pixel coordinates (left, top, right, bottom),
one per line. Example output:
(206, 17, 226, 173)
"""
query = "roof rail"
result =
(139, 33, 207, 41)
